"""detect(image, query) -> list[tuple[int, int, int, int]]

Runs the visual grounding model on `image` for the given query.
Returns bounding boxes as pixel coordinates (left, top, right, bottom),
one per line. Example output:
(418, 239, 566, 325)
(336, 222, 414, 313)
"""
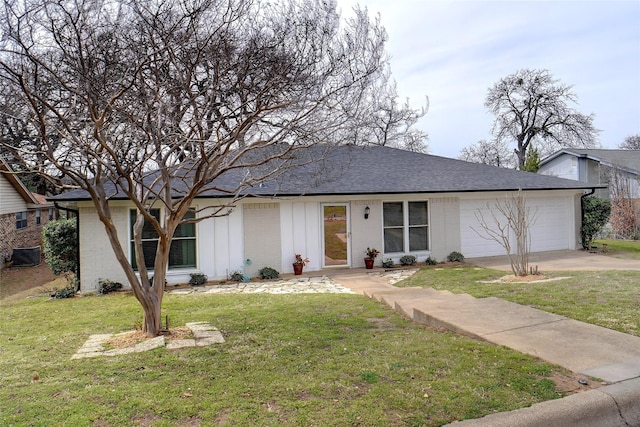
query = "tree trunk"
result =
(141, 295, 162, 336)
(98, 205, 169, 338)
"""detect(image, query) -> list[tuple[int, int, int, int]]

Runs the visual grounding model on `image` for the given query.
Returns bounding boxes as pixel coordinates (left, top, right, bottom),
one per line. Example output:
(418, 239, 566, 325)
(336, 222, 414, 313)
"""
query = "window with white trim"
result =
(16, 211, 27, 229)
(36, 210, 41, 225)
(129, 209, 196, 270)
(383, 201, 429, 253)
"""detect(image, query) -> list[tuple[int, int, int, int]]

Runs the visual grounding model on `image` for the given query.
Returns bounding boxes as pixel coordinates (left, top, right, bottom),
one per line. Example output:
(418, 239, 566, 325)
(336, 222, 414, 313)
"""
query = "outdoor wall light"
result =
(364, 206, 370, 219)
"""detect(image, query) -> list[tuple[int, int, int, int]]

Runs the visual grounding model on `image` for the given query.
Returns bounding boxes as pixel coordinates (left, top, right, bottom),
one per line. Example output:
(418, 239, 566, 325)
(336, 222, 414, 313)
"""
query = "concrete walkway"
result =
(469, 249, 640, 271)
(326, 265, 640, 427)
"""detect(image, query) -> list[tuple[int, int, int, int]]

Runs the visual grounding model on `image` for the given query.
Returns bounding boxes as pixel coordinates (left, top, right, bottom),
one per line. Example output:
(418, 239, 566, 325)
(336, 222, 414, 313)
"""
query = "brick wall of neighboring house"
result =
(0, 210, 51, 268)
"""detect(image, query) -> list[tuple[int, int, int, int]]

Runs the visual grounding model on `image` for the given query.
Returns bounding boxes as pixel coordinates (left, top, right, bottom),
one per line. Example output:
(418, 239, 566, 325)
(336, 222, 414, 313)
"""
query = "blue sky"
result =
(337, 0, 640, 158)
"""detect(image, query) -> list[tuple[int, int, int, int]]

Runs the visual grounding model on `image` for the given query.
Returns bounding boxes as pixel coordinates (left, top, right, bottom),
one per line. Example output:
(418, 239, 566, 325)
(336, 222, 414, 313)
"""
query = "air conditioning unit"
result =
(12, 246, 41, 267)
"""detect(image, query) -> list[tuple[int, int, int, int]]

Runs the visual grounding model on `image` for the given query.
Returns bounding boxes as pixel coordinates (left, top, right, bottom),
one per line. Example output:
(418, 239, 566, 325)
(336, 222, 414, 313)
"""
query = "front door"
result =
(322, 204, 350, 267)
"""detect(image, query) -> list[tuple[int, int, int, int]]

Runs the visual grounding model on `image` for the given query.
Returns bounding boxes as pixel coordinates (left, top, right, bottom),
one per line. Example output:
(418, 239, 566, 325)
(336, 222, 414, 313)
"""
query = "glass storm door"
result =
(322, 204, 350, 267)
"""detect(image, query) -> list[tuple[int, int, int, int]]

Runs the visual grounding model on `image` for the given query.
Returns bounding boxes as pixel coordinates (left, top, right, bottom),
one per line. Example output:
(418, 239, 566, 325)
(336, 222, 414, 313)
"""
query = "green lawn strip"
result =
(1, 293, 568, 426)
(397, 266, 640, 336)
(594, 239, 640, 260)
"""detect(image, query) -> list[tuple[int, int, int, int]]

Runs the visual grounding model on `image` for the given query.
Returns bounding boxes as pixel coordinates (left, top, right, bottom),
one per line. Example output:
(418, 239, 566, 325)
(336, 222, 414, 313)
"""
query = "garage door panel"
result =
(460, 196, 571, 258)
(528, 199, 568, 252)
(460, 200, 509, 257)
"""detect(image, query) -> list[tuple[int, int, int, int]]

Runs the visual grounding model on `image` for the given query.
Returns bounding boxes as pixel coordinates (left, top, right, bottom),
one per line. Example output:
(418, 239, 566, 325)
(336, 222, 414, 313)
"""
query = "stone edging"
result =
(71, 322, 224, 359)
(479, 276, 570, 284)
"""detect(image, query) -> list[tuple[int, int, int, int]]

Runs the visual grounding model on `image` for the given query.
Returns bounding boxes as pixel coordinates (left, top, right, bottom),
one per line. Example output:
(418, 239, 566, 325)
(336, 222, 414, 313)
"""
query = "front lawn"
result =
(594, 239, 640, 260)
(1, 292, 572, 426)
(397, 266, 640, 337)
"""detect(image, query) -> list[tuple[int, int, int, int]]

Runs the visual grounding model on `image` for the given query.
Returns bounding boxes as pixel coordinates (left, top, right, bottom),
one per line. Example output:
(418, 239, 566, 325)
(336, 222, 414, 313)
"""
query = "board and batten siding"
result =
(279, 201, 321, 273)
(350, 200, 383, 268)
(197, 202, 244, 281)
(78, 200, 246, 291)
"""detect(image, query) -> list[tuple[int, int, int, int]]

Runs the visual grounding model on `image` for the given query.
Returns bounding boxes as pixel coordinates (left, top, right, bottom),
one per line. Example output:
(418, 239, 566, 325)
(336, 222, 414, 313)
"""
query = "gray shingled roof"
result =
(541, 149, 640, 174)
(51, 145, 600, 201)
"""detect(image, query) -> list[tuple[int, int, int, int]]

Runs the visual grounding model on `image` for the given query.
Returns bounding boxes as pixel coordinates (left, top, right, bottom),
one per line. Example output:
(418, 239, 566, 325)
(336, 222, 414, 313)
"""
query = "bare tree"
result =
(459, 139, 514, 168)
(618, 134, 640, 150)
(339, 67, 429, 152)
(0, 84, 64, 194)
(0, 0, 394, 336)
(485, 69, 599, 169)
(600, 165, 639, 239)
(473, 190, 536, 276)
(367, 78, 429, 152)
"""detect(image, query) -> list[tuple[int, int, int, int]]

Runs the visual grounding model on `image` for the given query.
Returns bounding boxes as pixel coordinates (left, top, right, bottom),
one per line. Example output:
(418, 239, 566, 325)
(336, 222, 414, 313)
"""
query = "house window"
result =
(129, 209, 196, 270)
(36, 210, 41, 225)
(383, 202, 404, 253)
(48, 208, 54, 221)
(383, 201, 429, 253)
(16, 211, 27, 229)
(408, 202, 429, 251)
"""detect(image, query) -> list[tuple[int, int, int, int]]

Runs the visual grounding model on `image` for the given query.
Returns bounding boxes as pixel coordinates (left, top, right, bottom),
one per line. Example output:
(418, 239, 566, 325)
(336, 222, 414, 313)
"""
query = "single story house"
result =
(539, 148, 640, 200)
(52, 145, 600, 292)
(0, 159, 55, 268)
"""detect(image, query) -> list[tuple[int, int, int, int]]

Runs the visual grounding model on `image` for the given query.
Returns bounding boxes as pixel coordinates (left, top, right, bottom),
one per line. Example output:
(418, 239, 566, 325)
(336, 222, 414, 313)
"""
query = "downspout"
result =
(580, 188, 596, 250)
(54, 202, 81, 291)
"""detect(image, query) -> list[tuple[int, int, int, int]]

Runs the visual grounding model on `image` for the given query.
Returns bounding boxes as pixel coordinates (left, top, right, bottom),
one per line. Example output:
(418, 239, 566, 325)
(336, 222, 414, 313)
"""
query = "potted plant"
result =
(293, 254, 309, 275)
(364, 247, 380, 269)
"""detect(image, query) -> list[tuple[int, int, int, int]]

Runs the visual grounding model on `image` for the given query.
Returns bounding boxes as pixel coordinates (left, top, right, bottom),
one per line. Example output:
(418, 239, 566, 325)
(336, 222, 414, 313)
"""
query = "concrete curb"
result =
(443, 378, 640, 427)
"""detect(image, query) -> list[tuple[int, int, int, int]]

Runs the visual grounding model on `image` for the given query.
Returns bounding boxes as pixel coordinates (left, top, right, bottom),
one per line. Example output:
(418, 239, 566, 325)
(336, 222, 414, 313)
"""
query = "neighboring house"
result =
(539, 148, 640, 238)
(539, 149, 640, 200)
(0, 159, 55, 268)
(52, 145, 600, 293)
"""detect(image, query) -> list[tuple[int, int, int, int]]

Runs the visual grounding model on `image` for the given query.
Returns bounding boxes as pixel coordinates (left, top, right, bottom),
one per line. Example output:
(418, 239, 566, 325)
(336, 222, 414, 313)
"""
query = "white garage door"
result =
(460, 196, 572, 258)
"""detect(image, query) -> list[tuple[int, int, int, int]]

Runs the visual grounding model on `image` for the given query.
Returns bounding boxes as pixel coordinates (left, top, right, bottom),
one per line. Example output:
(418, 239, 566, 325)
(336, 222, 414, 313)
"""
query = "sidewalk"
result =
(469, 249, 640, 271)
(328, 269, 640, 426)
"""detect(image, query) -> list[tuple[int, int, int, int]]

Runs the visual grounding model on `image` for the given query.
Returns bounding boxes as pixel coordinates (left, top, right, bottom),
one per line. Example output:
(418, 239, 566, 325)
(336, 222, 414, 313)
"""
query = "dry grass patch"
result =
(481, 274, 570, 284)
(107, 326, 194, 349)
(500, 274, 548, 282)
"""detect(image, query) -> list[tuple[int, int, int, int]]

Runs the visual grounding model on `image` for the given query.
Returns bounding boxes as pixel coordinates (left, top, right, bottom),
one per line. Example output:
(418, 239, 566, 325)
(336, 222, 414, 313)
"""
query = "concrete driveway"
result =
(469, 249, 639, 271)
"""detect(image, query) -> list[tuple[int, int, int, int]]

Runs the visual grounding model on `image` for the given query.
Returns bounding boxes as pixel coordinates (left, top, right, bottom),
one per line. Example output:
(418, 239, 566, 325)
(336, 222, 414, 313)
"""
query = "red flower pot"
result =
(364, 258, 374, 269)
(293, 263, 303, 275)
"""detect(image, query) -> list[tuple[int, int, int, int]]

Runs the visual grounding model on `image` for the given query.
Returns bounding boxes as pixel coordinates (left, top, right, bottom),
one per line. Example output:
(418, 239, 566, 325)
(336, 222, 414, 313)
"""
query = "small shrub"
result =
(51, 286, 76, 299)
(425, 256, 437, 265)
(399, 255, 417, 266)
(581, 196, 611, 249)
(98, 279, 124, 294)
(189, 273, 208, 286)
(229, 271, 244, 281)
(148, 275, 167, 287)
(382, 258, 395, 268)
(258, 267, 280, 280)
(447, 251, 465, 262)
(42, 218, 78, 276)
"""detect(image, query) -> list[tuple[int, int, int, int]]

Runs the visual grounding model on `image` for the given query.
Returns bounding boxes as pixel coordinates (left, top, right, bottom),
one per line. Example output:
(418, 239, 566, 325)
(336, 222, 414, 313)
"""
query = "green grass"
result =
(0, 292, 571, 426)
(594, 239, 640, 259)
(398, 266, 640, 336)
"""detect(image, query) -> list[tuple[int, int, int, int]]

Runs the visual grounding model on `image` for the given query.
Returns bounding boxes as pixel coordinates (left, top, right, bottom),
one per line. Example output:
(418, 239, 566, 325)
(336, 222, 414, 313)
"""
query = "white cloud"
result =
(337, 0, 640, 157)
